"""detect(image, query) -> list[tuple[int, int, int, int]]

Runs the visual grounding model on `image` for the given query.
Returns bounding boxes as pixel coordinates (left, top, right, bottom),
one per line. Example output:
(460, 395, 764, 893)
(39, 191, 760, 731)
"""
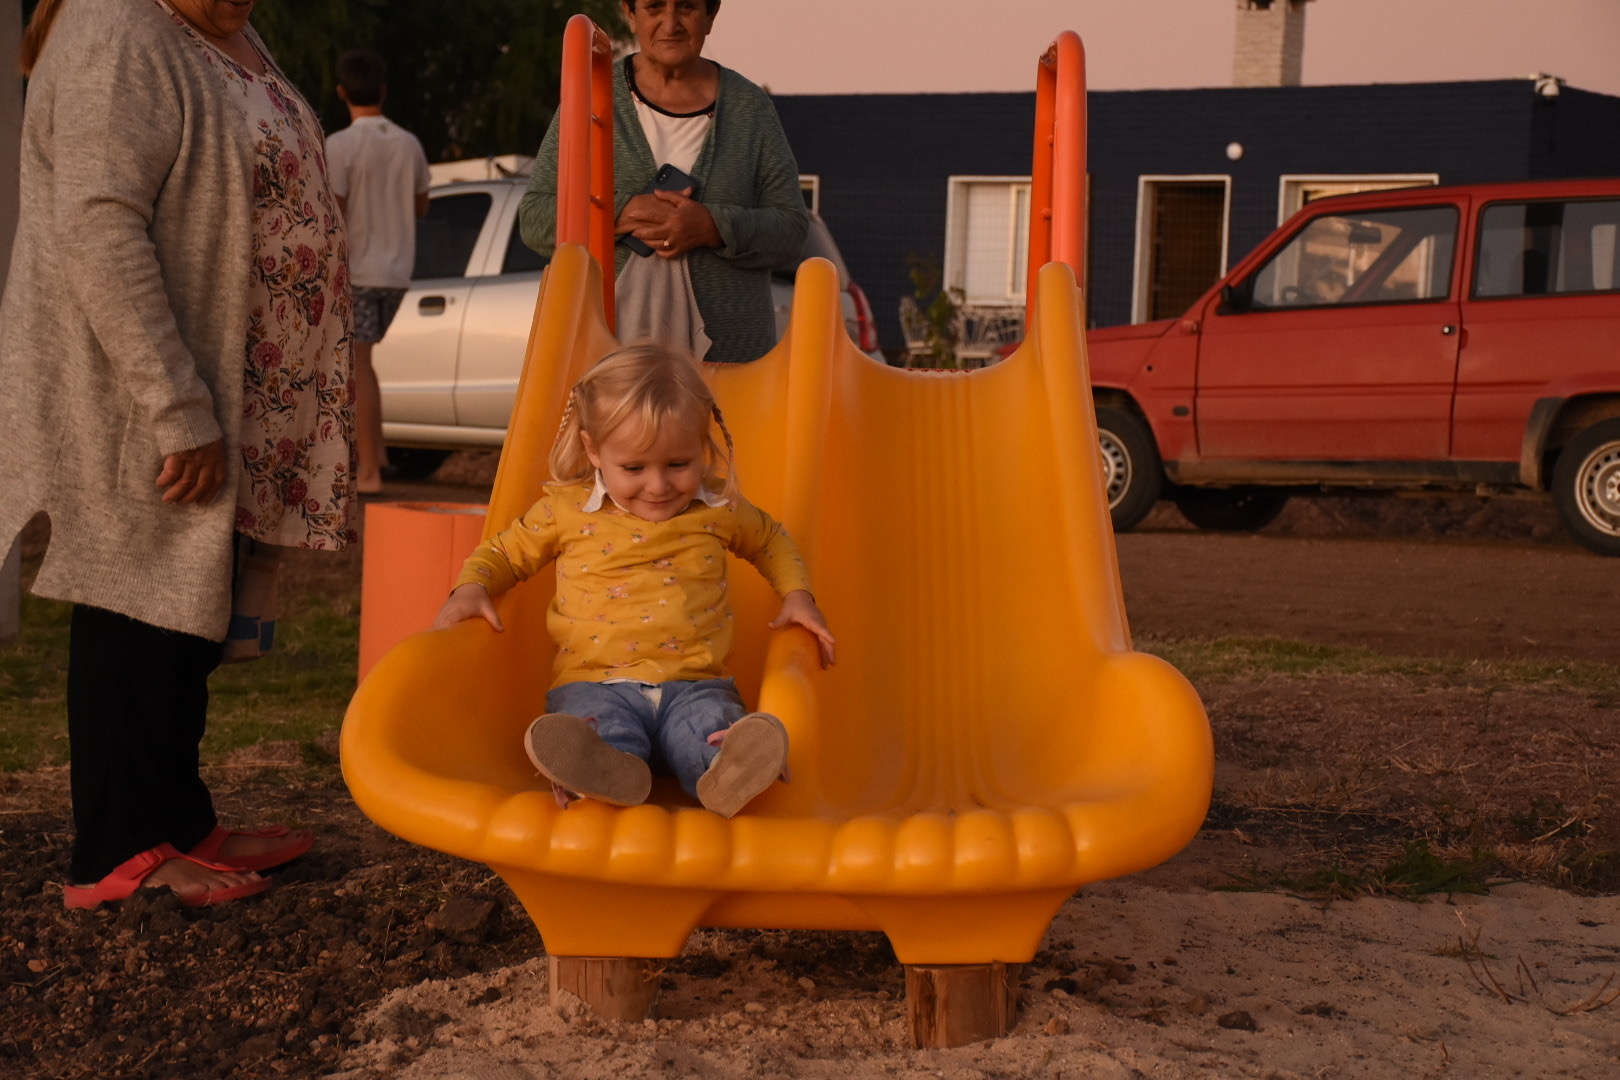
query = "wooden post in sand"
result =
(548, 956, 663, 1021)
(905, 963, 1022, 1048)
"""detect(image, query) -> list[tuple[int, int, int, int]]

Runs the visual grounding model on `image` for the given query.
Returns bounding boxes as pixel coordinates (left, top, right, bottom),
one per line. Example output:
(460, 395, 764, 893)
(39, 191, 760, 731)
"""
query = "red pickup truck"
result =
(1088, 178, 1620, 555)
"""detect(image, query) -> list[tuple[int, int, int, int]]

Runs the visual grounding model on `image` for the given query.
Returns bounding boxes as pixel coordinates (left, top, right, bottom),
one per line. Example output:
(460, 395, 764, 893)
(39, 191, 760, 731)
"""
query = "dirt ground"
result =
(2, 464, 1617, 1079)
(1122, 497, 1617, 666)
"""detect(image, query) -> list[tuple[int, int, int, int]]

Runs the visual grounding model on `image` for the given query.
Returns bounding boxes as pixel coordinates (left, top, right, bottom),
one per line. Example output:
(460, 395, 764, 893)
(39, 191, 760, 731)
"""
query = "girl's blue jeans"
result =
(545, 678, 747, 799)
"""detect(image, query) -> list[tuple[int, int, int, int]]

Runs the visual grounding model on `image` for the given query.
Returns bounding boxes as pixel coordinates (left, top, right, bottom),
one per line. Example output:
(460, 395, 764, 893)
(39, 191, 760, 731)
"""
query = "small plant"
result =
(904, 254, 960, 368)
(1371, 840, 1491, 897)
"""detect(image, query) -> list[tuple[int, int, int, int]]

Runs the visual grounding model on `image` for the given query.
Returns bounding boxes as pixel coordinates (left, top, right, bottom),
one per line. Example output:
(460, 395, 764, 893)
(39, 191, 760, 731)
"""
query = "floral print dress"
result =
(158, 1, 356, 549)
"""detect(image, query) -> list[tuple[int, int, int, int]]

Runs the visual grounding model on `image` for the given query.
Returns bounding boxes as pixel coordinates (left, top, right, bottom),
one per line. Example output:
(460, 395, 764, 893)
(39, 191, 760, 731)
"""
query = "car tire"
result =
(1095, 406, 1162, 533)
(385, 447, 452, 481)
(1173, 488, 1290, 532)
(1551, 418, 1620, 556)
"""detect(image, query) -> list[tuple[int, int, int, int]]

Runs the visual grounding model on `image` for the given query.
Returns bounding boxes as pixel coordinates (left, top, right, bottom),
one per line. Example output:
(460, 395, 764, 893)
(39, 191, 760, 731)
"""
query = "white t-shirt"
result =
(616, 90, 715, 357)
(633, 96, 710, 175)
(325, 116, 431, 289)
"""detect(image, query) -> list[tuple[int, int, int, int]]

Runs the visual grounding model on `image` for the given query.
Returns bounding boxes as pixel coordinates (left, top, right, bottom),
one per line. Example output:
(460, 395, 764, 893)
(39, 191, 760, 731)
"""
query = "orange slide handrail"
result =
(1026, 30, 1086, 330)
(557, 14, 618, 327)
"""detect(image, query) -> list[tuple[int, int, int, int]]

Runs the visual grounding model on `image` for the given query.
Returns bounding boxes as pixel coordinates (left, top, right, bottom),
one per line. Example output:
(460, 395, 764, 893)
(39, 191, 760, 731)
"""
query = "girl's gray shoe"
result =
(696, 713, 789, 818)
(524, 713, 651, 807)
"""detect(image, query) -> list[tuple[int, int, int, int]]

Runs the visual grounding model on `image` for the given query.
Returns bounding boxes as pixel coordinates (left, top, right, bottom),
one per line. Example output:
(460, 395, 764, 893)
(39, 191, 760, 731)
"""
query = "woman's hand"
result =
(615, 191, 674, 237)
(433, 582, 503, 632)
(617, 188, 722, 258)
(155, 439, 228, 505)
(768, 589, 836, 668)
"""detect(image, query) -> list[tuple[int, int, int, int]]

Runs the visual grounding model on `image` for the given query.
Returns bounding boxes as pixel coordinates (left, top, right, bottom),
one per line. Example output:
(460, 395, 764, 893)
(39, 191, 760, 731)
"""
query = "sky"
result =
(703, 0, 1620, 98)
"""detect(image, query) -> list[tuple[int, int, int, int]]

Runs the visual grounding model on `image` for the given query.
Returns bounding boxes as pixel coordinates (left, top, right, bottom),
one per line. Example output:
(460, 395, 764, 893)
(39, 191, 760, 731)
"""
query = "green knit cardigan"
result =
(519, 58, 808, 365)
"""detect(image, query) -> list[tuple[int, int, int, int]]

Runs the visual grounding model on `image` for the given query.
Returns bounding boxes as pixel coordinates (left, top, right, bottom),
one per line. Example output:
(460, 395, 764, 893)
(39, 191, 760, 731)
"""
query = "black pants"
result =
(67, 605, 223, 883)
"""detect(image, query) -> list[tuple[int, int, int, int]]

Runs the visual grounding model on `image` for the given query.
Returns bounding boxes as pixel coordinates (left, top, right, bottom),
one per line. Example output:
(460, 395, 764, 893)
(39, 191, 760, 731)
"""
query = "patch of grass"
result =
(206, 599, 358, 759)
(0, 595, 72, 770)
(0, 593, 357, 772)
(1373, 840, 1492, 897)
(1256, 841, 1496, 902)
(1137, 634, 1620, 693)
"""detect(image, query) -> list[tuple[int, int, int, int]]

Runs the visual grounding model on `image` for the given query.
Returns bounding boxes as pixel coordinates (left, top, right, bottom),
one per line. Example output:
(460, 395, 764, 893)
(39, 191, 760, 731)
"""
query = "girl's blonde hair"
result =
(549, 343, 740, 503)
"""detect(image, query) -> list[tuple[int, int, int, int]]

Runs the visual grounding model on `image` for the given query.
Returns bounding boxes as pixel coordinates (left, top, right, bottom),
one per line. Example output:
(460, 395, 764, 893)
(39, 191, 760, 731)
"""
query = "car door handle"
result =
(418, 296, 448, 315)
(1440, 324, 1457, 335)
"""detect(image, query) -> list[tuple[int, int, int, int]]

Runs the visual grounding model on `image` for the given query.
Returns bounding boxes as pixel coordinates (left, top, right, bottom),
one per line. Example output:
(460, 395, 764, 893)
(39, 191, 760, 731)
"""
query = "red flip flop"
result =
(63, 844, 272, 910)
(187, 824, 314, 872)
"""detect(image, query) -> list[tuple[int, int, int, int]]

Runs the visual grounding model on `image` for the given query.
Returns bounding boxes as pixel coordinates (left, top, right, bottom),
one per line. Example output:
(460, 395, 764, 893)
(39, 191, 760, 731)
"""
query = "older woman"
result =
(0, 0, 353, 907)
(519, 0, 808, 364)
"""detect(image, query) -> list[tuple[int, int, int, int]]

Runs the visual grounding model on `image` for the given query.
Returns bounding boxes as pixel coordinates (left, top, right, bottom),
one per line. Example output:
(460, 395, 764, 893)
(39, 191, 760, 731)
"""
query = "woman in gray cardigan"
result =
(519, 0, 808, 365)
(0, 0, 354, 908)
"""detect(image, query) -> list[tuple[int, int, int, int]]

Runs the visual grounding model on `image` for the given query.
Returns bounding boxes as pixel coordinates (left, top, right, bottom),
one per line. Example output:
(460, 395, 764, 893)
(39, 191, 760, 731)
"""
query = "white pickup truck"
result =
(377, 177, 880, 479)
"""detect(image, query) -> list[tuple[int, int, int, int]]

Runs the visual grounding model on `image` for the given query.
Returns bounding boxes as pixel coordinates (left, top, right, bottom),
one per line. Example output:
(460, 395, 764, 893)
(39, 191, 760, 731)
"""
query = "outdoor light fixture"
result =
(1226, 142, 1245, 161)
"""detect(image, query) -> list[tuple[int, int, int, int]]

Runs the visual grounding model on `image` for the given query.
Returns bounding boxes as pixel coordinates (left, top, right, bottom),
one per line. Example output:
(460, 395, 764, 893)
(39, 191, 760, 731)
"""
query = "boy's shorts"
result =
(352, 286, 408, 344)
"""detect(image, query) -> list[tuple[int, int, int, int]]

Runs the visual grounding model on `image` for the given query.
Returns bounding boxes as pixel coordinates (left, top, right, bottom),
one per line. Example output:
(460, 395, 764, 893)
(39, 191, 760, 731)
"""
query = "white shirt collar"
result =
(581, 471, 729, 513)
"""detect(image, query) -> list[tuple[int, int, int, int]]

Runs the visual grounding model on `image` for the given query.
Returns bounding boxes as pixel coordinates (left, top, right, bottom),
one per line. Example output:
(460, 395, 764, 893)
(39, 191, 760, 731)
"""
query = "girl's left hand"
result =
(769, 590, 837, 668)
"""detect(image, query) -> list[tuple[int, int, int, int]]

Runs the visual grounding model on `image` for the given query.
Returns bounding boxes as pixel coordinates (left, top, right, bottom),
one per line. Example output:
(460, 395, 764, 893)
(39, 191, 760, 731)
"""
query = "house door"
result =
(1138, 180, 1228, 322)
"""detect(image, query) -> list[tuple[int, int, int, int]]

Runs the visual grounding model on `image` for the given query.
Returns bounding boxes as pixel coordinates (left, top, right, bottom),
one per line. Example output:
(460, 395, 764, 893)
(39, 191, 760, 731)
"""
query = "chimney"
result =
(1233, 0, 1313, 88)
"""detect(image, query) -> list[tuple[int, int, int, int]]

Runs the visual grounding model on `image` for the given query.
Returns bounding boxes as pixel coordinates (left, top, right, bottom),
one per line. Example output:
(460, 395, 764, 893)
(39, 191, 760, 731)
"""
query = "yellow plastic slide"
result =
(340, 241, 1213, 966)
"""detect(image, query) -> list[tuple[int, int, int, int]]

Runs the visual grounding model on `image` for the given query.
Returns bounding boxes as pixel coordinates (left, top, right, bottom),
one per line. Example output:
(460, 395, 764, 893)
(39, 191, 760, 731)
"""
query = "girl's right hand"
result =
(433, 583, 503, 632)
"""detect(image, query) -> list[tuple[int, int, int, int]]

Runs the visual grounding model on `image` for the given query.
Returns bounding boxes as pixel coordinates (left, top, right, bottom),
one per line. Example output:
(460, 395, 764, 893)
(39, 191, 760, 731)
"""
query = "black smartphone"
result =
(621, 163, 700, 256)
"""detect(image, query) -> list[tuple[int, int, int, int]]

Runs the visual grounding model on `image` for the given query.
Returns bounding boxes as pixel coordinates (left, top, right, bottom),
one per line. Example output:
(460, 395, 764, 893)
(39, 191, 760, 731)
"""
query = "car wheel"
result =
(1095, 406, 1162, 532)
(1551, 418, 1620, 556)
(385, 447, 452, 481)
(1173, 488, 1290, 532)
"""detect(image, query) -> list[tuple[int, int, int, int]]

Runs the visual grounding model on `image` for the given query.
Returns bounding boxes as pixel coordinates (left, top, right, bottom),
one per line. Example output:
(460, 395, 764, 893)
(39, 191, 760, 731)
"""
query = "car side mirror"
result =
(1218, 282, 1250, 315)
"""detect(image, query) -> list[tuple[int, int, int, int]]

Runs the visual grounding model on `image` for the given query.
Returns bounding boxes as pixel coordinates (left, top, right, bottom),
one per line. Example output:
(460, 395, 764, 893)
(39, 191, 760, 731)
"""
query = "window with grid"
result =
(944, 177, 1031, 306)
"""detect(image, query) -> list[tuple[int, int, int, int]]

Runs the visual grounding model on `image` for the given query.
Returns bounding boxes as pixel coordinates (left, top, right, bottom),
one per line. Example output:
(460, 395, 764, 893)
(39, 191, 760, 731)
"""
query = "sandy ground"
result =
(329, 875, 1619, 1079)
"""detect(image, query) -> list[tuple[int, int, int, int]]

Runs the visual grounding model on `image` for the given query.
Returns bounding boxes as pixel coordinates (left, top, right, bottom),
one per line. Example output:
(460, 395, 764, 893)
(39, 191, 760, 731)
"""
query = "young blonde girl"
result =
(434, 343, 835, 817)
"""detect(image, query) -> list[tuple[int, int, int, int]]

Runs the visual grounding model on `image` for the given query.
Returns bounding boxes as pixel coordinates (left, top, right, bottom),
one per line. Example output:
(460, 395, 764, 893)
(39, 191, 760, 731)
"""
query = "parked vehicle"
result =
(1086, 178, 1620, 555)
(377, 177, 880, 479)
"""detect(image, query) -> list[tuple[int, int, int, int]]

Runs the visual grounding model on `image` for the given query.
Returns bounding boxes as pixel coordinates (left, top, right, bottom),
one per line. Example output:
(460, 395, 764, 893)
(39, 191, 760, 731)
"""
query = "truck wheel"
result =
(1552, 418, 1620, 556)
(385, 447, 452, 481)
(1173, 488, 1290, 532)
(1095, 406, 1162, 532)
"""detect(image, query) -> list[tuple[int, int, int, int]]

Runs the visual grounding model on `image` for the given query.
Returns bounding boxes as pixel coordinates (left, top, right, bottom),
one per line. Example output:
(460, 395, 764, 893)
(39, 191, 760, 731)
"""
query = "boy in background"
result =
(326, 50, 432, 494)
